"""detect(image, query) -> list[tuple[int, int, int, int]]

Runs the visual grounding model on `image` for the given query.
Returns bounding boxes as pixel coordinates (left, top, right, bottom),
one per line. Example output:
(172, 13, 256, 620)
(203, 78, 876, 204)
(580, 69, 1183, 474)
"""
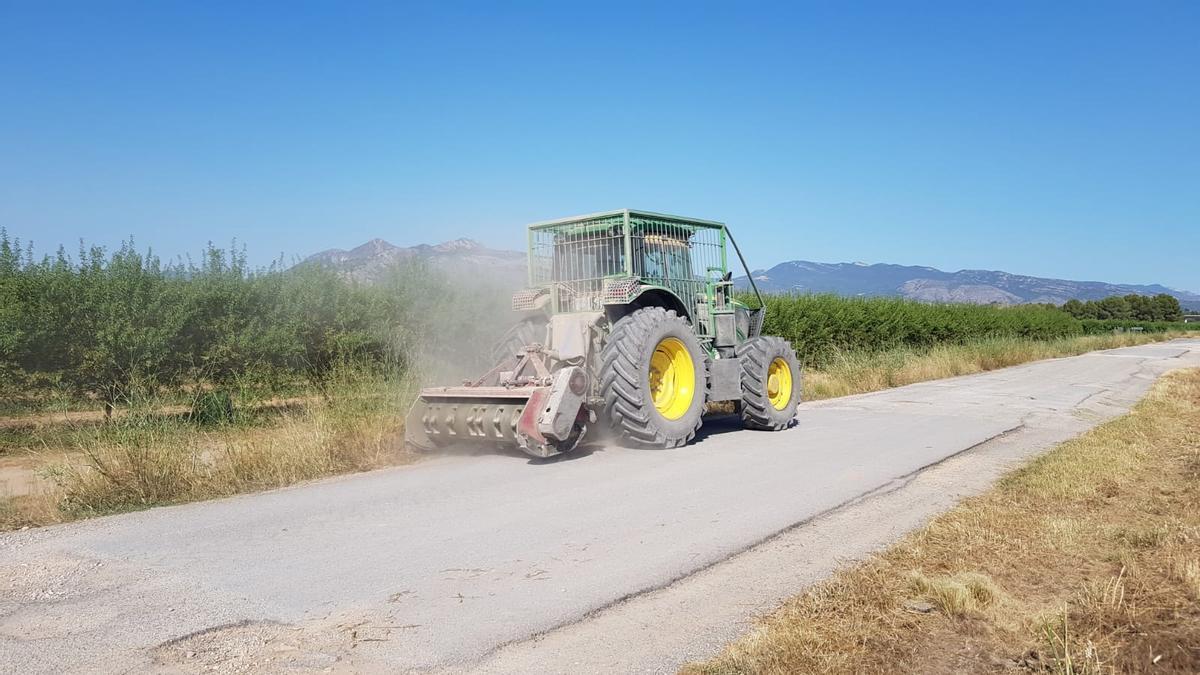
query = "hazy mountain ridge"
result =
(304, 239, 1199, 308)
(305, 237, 526, 283)
(739, 260, 1200, 307)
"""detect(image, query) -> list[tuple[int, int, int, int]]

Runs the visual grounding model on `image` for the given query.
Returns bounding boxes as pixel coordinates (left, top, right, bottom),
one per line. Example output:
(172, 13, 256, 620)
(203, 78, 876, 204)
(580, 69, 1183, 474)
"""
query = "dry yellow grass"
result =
(1171, 557, 1200, 601)
(906, 570, 1002, 618)
(684, 368, 1200, 674)
(803, 332, 1178, 400)
(1, 374, 415, 528)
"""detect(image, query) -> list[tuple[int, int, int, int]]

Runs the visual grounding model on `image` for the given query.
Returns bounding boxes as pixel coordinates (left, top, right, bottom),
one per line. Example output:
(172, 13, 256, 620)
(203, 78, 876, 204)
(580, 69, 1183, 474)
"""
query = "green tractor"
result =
(405, 209, 800, 457)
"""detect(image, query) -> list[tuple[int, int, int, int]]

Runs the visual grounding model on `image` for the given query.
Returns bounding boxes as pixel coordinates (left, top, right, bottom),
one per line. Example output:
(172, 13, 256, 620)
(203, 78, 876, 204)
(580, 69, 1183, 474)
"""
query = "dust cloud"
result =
(374, 258, 527, 387)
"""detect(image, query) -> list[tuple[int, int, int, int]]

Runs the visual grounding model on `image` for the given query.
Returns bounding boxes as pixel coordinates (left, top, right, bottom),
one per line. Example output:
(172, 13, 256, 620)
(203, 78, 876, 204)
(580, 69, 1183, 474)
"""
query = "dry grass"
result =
(1171, 557, 1200, 600)
(907, 570, 1003, 618)
(803, 332, 1178, 400)
(684, 368, 1200, 674)
(0, 372, 416, 529)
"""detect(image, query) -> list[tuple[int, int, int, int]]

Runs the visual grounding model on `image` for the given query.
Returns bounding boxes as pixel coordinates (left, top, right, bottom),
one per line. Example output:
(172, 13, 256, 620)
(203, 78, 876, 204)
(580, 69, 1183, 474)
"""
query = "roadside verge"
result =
(685, 368, 1200, 674)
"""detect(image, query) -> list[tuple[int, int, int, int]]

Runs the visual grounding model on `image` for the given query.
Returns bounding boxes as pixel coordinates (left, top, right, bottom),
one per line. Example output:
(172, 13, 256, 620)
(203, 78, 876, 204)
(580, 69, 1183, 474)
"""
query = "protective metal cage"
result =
(527, 209, 729, 316)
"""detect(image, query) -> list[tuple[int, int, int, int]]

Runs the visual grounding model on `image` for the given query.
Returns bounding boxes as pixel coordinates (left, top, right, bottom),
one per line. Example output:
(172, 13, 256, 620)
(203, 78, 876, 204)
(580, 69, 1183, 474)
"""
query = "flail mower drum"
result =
(404, 209, 801, 458)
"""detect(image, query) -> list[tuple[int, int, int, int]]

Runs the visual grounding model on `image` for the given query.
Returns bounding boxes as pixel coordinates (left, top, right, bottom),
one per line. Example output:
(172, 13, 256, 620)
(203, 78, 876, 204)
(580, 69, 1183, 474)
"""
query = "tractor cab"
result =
(527, 210, 754, 347)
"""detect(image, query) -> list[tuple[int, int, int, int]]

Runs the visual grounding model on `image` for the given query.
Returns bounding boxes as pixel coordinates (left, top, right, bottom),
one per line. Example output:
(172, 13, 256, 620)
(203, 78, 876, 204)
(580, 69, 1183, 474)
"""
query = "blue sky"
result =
(1, 2, 1197, 290)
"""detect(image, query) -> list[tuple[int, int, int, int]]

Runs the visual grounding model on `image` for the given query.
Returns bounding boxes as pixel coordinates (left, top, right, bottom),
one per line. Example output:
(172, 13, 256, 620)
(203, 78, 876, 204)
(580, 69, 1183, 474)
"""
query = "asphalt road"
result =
(3, 339, 1198, 674)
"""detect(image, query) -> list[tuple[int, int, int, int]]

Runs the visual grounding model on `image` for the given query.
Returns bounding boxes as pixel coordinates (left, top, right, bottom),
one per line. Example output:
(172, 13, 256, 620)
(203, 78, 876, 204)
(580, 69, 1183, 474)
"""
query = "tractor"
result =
(404, 209, 800, 457)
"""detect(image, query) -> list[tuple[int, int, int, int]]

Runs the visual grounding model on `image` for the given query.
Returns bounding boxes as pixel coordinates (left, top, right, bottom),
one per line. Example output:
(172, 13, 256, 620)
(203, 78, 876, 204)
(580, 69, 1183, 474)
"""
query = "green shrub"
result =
(1079, 319, 1200, 334)
(751, 294, 1082, 368)
(0, 230, 510, 408)
(190, 391, 236, 426)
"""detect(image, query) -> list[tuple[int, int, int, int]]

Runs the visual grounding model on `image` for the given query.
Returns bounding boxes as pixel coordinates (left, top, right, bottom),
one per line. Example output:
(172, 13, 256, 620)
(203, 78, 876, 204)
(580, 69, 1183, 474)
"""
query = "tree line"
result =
(1059, 294, 1183, 322)
(0, 230, 506, 414)
(757, 294, 1082, 368)
(755, 293, 1195, 368)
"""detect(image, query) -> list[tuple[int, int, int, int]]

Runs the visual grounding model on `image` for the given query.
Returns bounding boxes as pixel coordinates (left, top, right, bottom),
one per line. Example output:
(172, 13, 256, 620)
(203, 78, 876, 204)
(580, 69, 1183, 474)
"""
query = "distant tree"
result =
(1151, 293, 1183, 322)
(83, 243, 190, 416)
(1059, 292, 1185, 323)
(0, 229, 22, 387)
(1126, 293, 1151, 320)
(15, 244, 79, 386)
(1096, 295, 1132, 320)
(1061, 298, 1085, 318)
(174, 242, 264, 390)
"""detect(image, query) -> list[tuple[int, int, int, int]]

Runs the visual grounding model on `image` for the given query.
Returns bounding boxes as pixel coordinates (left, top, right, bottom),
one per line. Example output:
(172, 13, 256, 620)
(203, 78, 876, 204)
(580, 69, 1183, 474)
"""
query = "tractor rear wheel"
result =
(737, 336, 801, 430)
(600, 307, 706, 448)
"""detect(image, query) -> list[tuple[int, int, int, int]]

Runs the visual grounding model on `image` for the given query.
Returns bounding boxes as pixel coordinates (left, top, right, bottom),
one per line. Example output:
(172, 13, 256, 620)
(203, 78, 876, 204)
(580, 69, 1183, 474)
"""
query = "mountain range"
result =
(305, 237, 526, 283)
(737, 260, 1200, 307)
(304, 238, 1200, 309)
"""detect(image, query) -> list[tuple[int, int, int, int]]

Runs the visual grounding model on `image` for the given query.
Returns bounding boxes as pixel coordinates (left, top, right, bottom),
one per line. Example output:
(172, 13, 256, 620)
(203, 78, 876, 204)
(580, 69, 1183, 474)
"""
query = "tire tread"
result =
(737, 336, 800, 431)
(600, 307, 705, 448)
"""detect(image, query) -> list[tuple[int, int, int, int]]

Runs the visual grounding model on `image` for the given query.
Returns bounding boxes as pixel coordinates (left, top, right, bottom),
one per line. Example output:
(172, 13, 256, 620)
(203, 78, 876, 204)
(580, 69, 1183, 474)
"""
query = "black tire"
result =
(737, 336, 801, 430)
(600, 307, 707, 448)
(490, 317, 547, 367)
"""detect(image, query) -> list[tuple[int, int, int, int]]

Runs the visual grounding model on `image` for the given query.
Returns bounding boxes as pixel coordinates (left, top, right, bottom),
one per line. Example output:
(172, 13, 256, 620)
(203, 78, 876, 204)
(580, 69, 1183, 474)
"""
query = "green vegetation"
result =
(1055, 293, 1199, 336)
(0, 229, 507, 415)
(1079, 318, 1194, 334)
(1061, 292, 1183, 321)
(757, 294, 1078, 368)
(749, 293, 1198, 369)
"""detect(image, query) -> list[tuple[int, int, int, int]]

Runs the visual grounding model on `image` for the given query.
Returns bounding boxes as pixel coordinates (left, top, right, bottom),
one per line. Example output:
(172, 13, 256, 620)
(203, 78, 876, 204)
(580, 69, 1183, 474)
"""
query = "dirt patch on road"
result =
(153, 620, 341, 674)
(150, 614, 413, 674)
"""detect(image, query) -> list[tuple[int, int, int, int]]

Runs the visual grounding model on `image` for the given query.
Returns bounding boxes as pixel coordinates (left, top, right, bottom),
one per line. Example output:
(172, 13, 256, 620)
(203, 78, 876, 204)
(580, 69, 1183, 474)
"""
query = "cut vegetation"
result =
(684, 368, 1200, 674)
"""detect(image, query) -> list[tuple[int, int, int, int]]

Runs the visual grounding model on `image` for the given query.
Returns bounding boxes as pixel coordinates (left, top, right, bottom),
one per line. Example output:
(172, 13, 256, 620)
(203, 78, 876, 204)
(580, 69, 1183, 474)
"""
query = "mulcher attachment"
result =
(404, 344, 591, 458)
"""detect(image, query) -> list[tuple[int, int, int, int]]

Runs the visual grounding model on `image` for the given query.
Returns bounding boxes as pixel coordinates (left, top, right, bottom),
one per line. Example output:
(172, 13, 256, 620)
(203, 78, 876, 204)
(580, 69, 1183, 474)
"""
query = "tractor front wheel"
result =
(737, 336, 801, 430)
(601, 307, 706, 448)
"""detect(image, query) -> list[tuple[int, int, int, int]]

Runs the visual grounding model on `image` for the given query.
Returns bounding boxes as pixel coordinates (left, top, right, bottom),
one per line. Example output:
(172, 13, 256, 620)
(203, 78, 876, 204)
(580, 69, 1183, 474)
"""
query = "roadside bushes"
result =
(755, 294, 1082, 367)
(0, 230, 509, 412)
(0, 235, 377, 409)
(751, 294, 1199, 368)
(1079, 319, 1200, 335)
(1062, 293, 1183, 321)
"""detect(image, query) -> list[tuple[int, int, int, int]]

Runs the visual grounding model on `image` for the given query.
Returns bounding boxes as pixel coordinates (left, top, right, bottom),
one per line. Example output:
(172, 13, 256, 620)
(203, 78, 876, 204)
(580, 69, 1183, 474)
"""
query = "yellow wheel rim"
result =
(767, 357, 793, 410)
(648, 337, 695, 420)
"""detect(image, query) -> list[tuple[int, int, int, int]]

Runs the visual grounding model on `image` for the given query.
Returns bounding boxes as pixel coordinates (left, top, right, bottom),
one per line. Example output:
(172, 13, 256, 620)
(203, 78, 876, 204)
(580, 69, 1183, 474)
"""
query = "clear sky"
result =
(2, 2, 1197, 290)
